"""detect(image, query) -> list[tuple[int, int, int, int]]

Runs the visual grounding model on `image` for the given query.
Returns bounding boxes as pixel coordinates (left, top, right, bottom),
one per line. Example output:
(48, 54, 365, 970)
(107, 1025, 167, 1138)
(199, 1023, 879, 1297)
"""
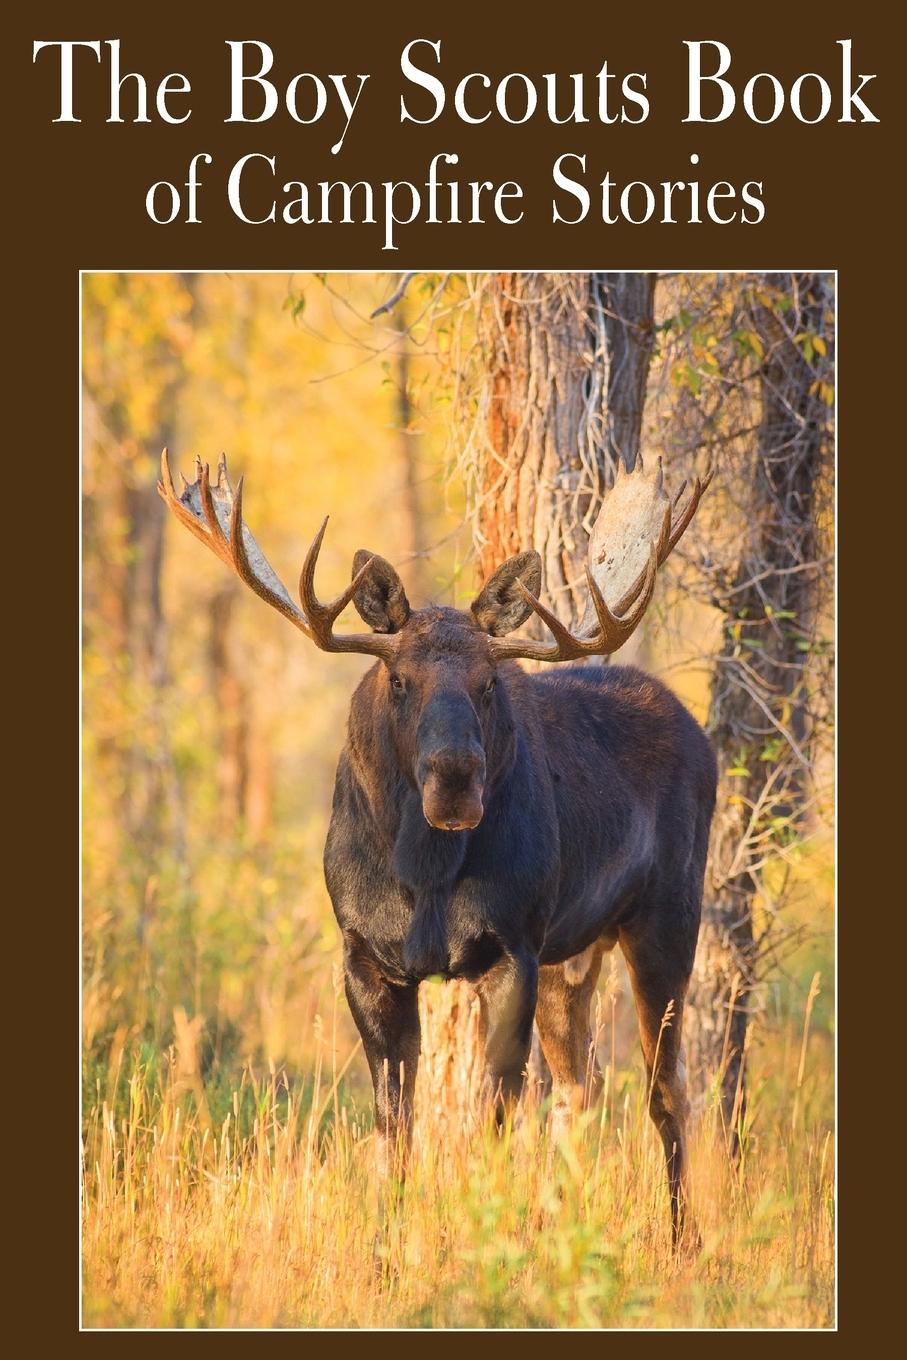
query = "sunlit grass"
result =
(82, 979, 833, 1330)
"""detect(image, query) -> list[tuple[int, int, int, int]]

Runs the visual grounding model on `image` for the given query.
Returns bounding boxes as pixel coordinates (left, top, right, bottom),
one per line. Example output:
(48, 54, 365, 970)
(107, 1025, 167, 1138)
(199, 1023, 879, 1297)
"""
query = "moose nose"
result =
(419, 747, 486, 834)
(416, 690, 486, 831)
(425, 748, 485, 780)
(443, 817, 481, 832)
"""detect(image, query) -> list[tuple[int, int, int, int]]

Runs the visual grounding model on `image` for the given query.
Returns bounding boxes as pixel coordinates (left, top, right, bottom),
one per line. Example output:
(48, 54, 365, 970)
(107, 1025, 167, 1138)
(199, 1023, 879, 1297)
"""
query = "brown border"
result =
(10, 0, 899, 1339)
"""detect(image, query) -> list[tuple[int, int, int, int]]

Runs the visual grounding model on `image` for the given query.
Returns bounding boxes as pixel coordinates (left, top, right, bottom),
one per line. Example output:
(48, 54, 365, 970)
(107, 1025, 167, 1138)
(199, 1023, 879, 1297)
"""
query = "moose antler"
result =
(157, 450, 400, 661)
(488, 454, 713, 663)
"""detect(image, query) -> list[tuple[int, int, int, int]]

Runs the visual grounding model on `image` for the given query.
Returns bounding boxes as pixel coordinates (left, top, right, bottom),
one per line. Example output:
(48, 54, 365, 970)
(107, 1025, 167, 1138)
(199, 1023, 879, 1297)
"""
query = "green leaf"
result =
(282, 292, 306, 323)
(747, 330, 765, 360)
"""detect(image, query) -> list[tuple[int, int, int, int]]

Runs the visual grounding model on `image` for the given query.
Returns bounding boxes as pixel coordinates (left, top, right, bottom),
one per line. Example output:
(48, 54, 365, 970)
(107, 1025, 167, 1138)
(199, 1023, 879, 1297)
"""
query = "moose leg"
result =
(535, 938, 610, 1133)
(475, 950, 538, 1126)
(620, 927, 698, 1252)
(343, 936, 421, 1187)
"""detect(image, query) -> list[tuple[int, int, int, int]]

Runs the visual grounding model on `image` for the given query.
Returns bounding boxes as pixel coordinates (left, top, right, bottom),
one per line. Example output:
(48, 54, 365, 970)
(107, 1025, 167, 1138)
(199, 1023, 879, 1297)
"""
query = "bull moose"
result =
(159, 448, 716, 1248)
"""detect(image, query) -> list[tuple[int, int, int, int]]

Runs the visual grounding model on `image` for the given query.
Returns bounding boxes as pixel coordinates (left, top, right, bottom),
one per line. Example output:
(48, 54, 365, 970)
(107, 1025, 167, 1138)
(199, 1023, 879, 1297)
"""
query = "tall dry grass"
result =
(82, 967, 833, 1329)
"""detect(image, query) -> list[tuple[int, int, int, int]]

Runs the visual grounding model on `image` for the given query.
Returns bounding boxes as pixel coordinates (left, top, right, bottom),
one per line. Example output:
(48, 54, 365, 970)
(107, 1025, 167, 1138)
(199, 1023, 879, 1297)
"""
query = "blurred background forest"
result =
(82, 272, 834, 1328)
(83, 272, 469, 1072)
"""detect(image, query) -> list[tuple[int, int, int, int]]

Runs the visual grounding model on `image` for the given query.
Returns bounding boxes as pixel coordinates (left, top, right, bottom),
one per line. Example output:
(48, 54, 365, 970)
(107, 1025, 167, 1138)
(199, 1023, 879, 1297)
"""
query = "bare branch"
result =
(370, 272, 417, 320)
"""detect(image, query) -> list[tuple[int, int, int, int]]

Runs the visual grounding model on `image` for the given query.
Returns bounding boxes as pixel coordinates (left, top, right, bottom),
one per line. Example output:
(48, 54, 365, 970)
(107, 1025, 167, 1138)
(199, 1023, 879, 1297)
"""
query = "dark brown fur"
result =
(324, 569, 717, 1249)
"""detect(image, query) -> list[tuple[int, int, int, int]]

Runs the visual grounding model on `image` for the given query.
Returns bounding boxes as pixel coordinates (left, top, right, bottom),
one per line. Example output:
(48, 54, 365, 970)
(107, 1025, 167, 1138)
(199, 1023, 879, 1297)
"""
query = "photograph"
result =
(81, 269, 835, 1329)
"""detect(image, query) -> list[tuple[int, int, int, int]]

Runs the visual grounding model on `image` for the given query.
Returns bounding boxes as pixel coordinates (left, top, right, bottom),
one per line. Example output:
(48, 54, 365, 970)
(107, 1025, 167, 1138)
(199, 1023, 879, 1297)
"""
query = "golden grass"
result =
(82, 989, 834, 1329)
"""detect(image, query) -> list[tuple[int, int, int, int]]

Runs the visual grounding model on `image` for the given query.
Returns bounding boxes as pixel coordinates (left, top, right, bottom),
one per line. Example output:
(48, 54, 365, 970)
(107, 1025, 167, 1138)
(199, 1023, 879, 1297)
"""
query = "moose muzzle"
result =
(416, 692, 486, 832)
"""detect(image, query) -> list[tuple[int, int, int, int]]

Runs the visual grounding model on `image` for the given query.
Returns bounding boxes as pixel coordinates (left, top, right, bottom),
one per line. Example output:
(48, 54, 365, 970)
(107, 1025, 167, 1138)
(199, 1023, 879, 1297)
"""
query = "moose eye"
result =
(390, 674, 405, 693)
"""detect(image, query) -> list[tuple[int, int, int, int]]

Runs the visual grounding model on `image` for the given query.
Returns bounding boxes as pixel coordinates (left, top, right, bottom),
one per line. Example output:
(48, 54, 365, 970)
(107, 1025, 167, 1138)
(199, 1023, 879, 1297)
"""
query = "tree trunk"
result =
(685, 273, 829, 1144)
(432, 272, 657, 1113)
(197, 275, 273, 847)
(85, 330, 186, 855)
(124, 471, 173, 851)
(476, 272, 654, 619)
(208, 583, 250, 839)
(245, 705, 275, 846)
(394, 307, 430, 603)
(598, 272, 659, 471)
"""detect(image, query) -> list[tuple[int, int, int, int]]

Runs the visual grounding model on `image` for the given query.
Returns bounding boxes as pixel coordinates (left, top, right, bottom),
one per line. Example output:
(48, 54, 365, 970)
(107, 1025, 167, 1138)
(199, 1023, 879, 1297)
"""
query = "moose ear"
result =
(351, 550, 411, 633)
(471, 551, 543, 637)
